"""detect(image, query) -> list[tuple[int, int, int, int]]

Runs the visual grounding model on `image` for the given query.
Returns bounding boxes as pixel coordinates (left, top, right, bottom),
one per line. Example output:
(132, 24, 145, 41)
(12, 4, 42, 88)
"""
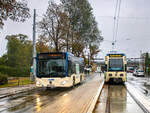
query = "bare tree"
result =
(38, 1, 72, 52)
(0, 0, 30, 28)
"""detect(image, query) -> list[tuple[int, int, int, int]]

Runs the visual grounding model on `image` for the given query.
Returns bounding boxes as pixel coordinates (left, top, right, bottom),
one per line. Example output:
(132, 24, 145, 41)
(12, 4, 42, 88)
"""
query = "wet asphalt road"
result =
(94, 84, 145, 113)
(0, 88, 72, 113)
(0, 75, 93, 113)
(0, 73, 150, 113)
(108, 85, 144, 113)
(127, 73, 150, 97)
(94, 73, 150, 113)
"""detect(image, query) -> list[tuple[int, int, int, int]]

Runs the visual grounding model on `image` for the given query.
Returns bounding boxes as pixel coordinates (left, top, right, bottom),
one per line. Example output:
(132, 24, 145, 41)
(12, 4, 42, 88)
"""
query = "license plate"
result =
(48, 79, 54, 81)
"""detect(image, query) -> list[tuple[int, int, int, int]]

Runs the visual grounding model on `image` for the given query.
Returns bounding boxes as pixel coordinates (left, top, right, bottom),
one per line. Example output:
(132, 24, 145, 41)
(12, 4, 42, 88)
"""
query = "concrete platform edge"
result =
(87, 81, 104, 113)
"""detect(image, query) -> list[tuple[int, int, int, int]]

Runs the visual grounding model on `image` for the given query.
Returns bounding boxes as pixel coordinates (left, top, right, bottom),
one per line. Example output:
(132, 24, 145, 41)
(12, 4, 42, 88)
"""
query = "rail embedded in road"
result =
(126, 83, 150, 113)
(94, 84, 147, 113)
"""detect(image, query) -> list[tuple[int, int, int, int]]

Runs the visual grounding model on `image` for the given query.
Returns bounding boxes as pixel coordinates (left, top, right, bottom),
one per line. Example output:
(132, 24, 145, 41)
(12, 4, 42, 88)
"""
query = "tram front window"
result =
(109, 59, 124, 71)
(37, 59, 66, 77)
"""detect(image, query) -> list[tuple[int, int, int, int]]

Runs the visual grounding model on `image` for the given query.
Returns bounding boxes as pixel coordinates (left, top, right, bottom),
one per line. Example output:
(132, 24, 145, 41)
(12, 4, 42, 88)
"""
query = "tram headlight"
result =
(120, 74, 123, 76)
(109, 74, 112, 76)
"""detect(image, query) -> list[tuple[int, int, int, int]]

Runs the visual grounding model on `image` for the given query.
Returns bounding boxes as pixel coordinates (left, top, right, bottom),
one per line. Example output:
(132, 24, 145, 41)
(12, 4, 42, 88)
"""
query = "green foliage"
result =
(0, 34, 32, 77)
(38, 0, 103, 59)
(0, 73, 8, 85)
(0, 54, 7, 65)
(61, 0, 103, 58)
(0, 65, 30, 77)
(6, 34, 32, 67)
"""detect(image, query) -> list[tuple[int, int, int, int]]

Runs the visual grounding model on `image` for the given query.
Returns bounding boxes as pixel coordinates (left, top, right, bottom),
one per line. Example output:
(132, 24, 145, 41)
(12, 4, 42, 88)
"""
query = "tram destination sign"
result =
(109, 54, 124, 57)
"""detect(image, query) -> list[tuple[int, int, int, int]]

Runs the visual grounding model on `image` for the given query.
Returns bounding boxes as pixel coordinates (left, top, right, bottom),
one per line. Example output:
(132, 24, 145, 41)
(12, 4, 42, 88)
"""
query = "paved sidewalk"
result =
(0, 84, 36, 98)
(37, 73, 104, 113)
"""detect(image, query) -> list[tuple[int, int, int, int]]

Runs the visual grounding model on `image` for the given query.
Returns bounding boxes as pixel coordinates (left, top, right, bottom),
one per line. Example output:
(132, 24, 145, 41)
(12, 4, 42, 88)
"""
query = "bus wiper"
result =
(39, 71, 45, 75)
(49, 72, 57, 75)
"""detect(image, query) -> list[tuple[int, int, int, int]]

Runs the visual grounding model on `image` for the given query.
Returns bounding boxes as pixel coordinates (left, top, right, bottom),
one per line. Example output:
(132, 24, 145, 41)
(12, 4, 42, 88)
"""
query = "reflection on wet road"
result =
(0, 88, 72, 113)
(95, 85, 144, 113)
(0, 75, 92, 113)
(108, 85, 144, 113)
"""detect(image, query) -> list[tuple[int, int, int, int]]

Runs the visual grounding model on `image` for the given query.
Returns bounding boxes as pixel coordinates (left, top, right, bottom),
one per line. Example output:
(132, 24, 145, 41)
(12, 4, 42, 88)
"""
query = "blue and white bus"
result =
(36, 52, 85, 87)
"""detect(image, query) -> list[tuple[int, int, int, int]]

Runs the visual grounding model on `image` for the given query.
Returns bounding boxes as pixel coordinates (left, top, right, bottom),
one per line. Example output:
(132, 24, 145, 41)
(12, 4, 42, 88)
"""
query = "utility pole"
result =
(32, 9, 36, 81)
(67, 32, 69, 52)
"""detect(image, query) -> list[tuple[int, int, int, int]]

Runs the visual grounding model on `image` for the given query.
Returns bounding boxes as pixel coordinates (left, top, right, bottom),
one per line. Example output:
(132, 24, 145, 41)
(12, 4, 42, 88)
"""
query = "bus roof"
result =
(38, 52, 74, 56)
(37, 52, 84, 60)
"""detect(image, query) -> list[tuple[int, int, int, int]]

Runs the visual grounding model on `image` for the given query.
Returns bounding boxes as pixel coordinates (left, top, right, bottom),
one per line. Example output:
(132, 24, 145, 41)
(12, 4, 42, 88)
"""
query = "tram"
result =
(104, 53, 127, 83)
(36, 52, 85, 87)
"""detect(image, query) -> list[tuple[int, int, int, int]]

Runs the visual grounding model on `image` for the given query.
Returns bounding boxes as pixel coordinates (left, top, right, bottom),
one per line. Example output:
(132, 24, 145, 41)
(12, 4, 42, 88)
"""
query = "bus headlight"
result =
(36, 81, 41, 85)
(61, 80, 67, 85)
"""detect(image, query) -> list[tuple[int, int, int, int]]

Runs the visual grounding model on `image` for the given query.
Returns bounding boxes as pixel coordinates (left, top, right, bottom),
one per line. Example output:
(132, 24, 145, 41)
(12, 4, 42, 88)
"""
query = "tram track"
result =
(105, 85, 110, 113)
(94, 84, 148, 113)
(126, 87, 149, 113)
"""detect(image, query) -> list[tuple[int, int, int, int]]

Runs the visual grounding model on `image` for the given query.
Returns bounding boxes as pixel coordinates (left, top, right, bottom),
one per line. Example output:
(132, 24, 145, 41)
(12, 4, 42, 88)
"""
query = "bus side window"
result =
(80, 64, 84, 73)
(72, 62, 76, 74)
(80, 64, 82, 73)
(68, 60, 72, 76)
(76, 63, 80, 74)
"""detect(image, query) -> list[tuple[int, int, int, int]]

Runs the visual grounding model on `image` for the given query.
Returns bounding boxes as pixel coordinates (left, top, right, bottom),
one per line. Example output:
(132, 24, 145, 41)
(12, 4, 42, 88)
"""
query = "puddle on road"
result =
(109, 85, 144, 113)
(95, 84, 145, 113)
(0, 88, 72, 113)
(0, 76, 92, 113)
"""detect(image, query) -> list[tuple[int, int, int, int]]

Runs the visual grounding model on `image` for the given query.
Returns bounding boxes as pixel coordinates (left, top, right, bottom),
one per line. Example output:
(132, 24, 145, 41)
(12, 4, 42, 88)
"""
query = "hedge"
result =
(0, 65, 30, 77)
(0, 73, 8, 85)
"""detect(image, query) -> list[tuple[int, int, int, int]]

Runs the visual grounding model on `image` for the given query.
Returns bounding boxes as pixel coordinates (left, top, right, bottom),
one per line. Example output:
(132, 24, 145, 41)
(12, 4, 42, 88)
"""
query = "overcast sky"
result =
(0, 0, 150, 58)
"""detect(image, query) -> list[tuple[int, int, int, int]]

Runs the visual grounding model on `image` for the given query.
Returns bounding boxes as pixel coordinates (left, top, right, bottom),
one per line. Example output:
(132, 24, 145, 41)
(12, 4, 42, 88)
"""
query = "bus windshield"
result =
(108, 59, 124, 71)
(37, 59, 66, 77)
